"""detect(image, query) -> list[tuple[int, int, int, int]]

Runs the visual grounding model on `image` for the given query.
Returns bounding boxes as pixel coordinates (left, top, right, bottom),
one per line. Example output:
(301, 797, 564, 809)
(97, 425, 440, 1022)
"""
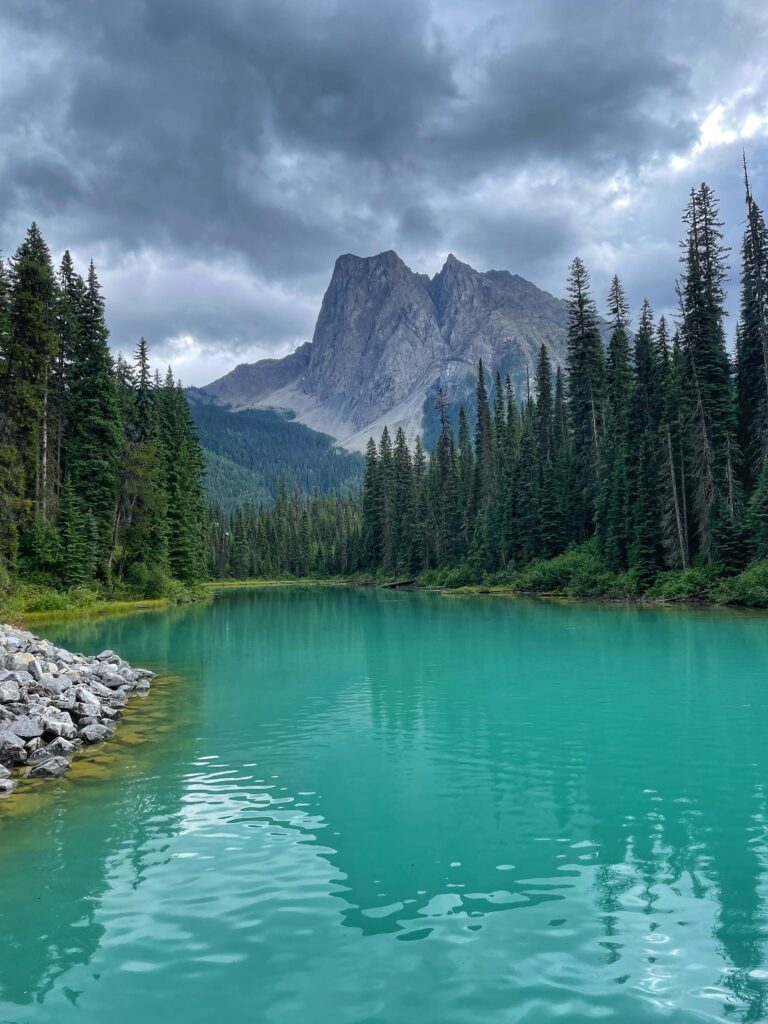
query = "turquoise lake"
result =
(2, 586, 768, 1023)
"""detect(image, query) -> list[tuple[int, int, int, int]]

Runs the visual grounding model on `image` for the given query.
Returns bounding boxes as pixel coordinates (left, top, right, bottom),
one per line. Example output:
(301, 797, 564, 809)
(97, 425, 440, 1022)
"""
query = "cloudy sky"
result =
(1, 0, 767, 385)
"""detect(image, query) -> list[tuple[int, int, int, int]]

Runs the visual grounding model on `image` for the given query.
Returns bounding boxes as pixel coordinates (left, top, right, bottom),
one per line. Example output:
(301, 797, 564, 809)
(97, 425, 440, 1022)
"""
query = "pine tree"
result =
(747, 459, 768, 560)
(565, 257, 605, 541)
(58, 478, 92, 587)
(0, 256, 21, 569)
(392, 427, 414, 572)
(361, 438, 379, 568)
(736, 157, 768, 486)
(63, 261, 120, 566)
(597, 276, 633, 570)
(472, 360, 495, 514)
(678, 183, 740, 561)
(1, 224, 58, 520)
(534, 344, 553, 469)
(659, 333, 690, 568)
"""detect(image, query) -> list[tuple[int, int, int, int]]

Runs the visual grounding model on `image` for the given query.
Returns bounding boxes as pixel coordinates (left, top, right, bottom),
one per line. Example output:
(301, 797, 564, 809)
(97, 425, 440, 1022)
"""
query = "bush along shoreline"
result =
(0, 624, 155, 796)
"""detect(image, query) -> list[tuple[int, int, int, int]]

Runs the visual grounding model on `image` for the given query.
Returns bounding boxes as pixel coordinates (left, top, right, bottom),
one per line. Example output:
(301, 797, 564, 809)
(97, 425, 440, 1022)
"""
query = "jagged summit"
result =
(203, 250, 571, 451)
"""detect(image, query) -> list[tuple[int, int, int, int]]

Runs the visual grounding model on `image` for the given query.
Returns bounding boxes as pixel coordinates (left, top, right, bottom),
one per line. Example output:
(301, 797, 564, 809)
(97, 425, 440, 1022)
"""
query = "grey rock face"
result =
(203, 251, 575, 449)
(203, 341, 312, 407)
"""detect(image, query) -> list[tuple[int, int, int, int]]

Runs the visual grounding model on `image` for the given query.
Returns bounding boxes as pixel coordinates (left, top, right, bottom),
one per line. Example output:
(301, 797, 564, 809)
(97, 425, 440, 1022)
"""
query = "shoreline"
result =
(0, 624, 156, 798)
(206, 577, 768, 613)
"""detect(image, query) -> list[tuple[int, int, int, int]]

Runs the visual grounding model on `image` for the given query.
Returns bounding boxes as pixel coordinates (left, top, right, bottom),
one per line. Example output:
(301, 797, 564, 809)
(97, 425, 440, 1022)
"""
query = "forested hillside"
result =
(187, 393, 363, 511)
(0, 225, 208, 607)
(210, 171, 768, 606)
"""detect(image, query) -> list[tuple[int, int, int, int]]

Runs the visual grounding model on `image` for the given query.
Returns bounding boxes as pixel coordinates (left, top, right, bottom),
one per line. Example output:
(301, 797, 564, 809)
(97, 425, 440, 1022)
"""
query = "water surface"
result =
(2, 587, 768, 1023)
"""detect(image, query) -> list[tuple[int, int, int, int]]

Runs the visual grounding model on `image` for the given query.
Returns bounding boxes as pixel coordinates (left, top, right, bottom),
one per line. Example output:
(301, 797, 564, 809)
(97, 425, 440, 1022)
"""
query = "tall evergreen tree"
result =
(736, 157, 768, 486)
(1, 224, 58, 519)
(597, 276, 633, 569)
(678, 183, 740, 561)
(472, 360, 495, 515)
(565, 257, 605, 540)
(63, 261, 120, 565)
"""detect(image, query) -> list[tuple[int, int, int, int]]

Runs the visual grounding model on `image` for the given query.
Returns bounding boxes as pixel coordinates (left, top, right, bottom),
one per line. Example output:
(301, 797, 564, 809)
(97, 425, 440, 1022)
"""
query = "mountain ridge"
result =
(203, 250, 573, 451)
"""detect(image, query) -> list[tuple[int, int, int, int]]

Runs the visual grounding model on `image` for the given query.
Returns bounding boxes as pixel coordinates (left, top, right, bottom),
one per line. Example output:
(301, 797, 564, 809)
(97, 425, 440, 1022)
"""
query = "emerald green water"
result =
(2, 588, 768, 1023)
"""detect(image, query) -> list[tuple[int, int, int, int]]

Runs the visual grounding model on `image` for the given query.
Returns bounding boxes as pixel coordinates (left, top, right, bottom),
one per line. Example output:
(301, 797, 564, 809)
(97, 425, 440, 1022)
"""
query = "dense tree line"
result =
(213, 168, 768, 594)
(209, 488, 361, 579)
(0, 224, 207, 597)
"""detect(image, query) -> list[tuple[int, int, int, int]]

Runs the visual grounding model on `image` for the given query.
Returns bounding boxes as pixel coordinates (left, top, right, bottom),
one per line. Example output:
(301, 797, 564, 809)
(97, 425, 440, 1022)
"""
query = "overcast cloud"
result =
(1, 0, 767, 384)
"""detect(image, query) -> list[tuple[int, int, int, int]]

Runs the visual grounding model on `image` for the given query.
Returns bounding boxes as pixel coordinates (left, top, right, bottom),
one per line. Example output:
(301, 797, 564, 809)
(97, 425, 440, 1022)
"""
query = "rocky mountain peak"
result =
(203, 249, 573, 451)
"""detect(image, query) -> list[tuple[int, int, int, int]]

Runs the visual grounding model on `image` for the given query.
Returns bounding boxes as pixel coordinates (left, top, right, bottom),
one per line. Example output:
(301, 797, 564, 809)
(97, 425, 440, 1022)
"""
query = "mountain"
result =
(186, 390, 364, 512)
(203, 251, 574, 451)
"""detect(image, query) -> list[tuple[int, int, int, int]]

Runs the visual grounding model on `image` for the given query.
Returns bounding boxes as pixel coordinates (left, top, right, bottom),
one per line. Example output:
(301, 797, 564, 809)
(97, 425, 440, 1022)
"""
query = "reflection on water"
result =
(2, 587, 768, 1023)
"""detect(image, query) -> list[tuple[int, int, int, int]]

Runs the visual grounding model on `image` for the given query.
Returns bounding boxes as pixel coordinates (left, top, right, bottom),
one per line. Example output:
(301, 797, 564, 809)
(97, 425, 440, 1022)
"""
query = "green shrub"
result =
(125, 563, 174, 600)
(648, 565, 720, 602)
(512, 542, 616, 597)
(715, 560, 768, 607)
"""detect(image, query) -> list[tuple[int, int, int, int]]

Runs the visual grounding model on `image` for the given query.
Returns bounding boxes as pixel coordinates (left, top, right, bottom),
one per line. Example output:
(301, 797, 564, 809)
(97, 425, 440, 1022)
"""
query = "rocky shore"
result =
(0, 624, 155, 796)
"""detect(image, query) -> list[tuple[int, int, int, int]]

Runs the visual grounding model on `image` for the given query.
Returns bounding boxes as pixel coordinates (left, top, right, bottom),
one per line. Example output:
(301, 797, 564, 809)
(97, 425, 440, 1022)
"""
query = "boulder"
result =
(28, 756, 70, 778)
(27, 658, 43, 682)
(0, 763, 10, 778)
(75, 685, 101, 709)
(99, 671, 127, 689)
(42, 709, 76, 740)
(11, 715, 45, 739)
(0, 730, 27, 766)
(3, 653, 34, 673)
(0, 679, 21, 704)
(0, 778, 16, 794)
(31, 675, 70, 697)
(27, 746, 54, 765)
(79, 723, 112, 744)
(47, 736, 75, 757)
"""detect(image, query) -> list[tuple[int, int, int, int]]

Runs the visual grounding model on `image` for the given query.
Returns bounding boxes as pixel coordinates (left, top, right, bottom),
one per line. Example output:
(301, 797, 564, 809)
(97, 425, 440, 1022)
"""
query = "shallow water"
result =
(2, 586, 768, 1023)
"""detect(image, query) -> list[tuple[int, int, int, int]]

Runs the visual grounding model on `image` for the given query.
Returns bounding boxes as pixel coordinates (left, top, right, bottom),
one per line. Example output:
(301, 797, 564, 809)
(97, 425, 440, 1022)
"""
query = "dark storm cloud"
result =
(0, 0, 766, 382)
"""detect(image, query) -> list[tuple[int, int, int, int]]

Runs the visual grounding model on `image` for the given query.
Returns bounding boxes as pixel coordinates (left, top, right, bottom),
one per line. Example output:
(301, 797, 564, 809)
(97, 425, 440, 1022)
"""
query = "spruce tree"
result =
(597, 276, 632, 569)
(472, 360, 495, 514)
(63, 261, 120, 566)
(678, 183, 740, 561)
(534, 345, 553, 469)
(736, 158, 768, 486)
(565, 257, 605, 541)
(2, 224, 58, 518)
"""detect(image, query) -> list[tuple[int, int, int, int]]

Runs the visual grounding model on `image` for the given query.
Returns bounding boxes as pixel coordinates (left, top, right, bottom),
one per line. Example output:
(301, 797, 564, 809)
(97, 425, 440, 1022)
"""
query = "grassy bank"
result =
(0, 577, 210, 627)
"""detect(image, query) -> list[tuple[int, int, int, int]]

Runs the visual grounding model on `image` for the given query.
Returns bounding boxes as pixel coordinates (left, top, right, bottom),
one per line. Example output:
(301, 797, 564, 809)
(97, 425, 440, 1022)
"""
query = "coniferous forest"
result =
(210, 170, 768, 606)
(4, 170, 768, 610)
(0, 224, 208, 610)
